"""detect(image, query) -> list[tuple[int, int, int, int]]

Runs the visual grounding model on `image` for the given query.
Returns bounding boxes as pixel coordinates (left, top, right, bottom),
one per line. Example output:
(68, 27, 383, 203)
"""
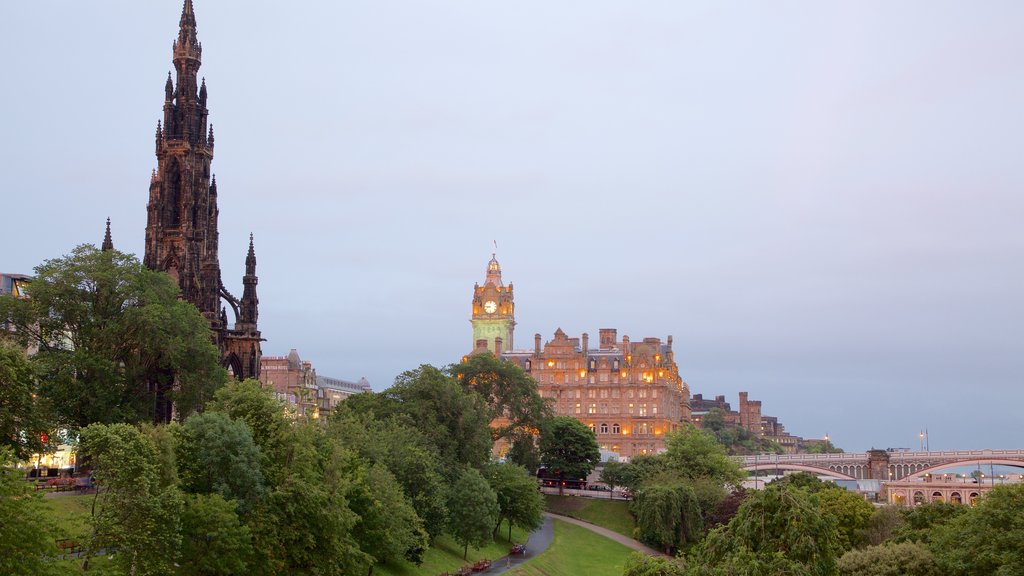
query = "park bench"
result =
(55, 538, 82, 555)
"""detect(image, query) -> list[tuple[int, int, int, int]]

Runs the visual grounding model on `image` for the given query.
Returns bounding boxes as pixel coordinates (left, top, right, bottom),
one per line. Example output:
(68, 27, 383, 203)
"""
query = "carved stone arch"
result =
(223, 352, 244, 380)
(219, 284, 241, 324)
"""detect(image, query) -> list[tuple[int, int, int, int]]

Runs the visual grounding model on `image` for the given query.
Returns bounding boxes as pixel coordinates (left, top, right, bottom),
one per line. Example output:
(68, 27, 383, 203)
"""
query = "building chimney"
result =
(581, 332, 589, 354)
(599, 328, 617, 350)
(534, 333, 542, 356)
(494, 336, 503, 355)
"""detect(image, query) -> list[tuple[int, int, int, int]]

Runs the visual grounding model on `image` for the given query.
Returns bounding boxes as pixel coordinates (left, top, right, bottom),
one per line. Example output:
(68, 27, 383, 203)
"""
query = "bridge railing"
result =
(739, 449, 1024, 466)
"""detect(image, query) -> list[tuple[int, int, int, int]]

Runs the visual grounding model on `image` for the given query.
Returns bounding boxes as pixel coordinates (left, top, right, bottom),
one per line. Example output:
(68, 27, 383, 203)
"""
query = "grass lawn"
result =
(42, 492, 95, 542)
(544, 494, 636, 538)
(375, 525, 530, 576)
(507, 519, 635, 576)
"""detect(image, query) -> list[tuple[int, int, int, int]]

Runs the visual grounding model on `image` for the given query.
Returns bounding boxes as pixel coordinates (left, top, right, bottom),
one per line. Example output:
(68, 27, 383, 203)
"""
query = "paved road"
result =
(479, 515, 554, 574)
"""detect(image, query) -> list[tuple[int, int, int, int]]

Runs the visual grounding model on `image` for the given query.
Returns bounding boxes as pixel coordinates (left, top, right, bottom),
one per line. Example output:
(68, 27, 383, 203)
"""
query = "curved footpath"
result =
(480, 511, 667, 574)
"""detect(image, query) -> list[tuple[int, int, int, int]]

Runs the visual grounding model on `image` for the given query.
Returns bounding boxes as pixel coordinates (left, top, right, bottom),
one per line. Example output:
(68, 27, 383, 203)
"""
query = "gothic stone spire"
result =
(102, 217, 113, 251)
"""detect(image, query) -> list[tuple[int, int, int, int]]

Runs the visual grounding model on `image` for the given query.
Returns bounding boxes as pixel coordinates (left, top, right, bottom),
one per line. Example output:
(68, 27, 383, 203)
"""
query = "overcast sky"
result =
(3, 1, 1022, 451)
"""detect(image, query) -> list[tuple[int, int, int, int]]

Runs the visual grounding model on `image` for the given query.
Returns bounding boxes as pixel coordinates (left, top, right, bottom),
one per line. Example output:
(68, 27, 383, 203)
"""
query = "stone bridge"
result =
(739, 449, 1024, 481)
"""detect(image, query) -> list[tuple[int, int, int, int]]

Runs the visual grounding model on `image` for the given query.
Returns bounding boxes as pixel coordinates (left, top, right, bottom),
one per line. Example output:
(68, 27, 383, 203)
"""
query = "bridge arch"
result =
(910, 458, 1024, 479)
(743, 463, 856, 481)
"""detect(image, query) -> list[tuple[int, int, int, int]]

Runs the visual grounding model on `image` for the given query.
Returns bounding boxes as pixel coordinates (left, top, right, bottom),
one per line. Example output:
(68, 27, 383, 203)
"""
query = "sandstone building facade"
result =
(469, 255, 691, 459)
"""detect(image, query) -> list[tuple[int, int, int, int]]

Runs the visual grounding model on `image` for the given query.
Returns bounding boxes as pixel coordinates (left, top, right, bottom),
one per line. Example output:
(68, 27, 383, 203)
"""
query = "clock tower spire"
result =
(471, 251, 515, 355)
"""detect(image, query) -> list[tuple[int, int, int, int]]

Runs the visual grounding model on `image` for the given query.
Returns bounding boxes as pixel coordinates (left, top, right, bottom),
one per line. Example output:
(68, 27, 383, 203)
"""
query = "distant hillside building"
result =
(468, 254, 691, 460)
(691, 391, 816, 454)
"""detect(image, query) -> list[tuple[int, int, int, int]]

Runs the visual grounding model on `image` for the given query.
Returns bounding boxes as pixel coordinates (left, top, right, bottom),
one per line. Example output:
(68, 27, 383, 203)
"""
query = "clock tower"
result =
(471, 253, 515, 354)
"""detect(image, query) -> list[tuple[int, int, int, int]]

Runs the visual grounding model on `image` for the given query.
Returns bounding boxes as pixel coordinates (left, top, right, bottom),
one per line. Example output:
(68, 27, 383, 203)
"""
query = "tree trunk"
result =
(508, 519, 513, 542)
(464, 542, 469, 560)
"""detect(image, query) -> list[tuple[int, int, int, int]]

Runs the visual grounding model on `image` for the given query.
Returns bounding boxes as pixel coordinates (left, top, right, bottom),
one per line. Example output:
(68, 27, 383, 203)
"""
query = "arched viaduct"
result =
(739, 449, 1024, 481)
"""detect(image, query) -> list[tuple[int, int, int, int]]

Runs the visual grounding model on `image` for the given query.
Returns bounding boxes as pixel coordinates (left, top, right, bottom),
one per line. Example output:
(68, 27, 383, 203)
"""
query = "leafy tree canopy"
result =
(175, 411, 265, 512)
(0, 340, 51, 459)
(691, 482, 842, 576)
(632, 482, 704, 554)
(79, 422, 183, 576)
(179, 493, 255, 576)
(448, 467, 500, 559)
(0, 245, 225, 428)
(663, 425, 745, 487)
(485, 462, 545, 541)
(929, 484, 1024, 576)
(622, 552, 687, 576)
(378, 365, 493, 474)
(449, 353, 551, 442)
(700, 408, 783, 455)
(837, 541, 939, 576)
(539, 416, 601, 491)
(328, 408, 449, 538)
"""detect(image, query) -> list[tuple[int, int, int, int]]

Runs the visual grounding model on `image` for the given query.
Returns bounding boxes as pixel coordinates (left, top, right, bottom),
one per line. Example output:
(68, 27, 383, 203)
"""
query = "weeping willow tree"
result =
(632, 482, 705, 554)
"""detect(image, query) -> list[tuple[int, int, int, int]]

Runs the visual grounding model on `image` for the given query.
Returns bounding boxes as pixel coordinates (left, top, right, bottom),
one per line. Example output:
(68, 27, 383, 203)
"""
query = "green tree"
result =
(179, 493, 254, 576)
(929, 484, 1024, 575)
(387, 365, 494, 473)
(175, 412, 265, 512)
(632, 482, 704, 553)
(859, 505, 904, 546)
(805, 442, 844, 454)
(837, 542, 939, 576)
(242, 421, 368, 576)
(0, 246, 226, 428)
(622, 552, 686, 576)
(691, 482, 842, 576)
(700, 409, 783, 455)
(621, 453, 670, 491)
(448, 467, 500, 559)
(0, 447, 59, 576)
(891, 501, 966, 545)
(336, 453, 429, 574)
(485, 462, 545, 541)
(205, 379, 290, 485)
(506, 429, 542, 474)
(600, 459, 628, 498)
(770, 473, 874, 551)
(79, 422, 183, 576)
(539, 416, 601, 495)
(328, 406, 449, 539)
(0, 340, 51, 459)
(450, 353, 551, 443)
(662, 426, 744, 487)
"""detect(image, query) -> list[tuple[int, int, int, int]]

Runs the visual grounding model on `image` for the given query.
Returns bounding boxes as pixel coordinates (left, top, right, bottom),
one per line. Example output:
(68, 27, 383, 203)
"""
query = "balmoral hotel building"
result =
(469, 254, 691, 459)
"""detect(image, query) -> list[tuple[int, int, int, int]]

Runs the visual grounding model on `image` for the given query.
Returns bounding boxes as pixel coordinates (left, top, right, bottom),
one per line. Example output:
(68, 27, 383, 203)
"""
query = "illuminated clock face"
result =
(484, 300, 497, 314)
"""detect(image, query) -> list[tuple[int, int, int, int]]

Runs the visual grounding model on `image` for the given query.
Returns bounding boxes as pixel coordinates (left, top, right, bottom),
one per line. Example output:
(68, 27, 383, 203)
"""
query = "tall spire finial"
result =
(174, 0, 201, 62)
(485, 248, 503, 287)
(102, 217, 114, 251)
(245, 233, 256, 275)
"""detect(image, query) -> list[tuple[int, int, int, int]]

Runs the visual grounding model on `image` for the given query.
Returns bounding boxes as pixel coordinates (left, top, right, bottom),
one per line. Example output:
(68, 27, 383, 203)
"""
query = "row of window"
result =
(586, 422, 658, 436)
(546, 388, 660, 399)
(564, 402, 661, 416)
